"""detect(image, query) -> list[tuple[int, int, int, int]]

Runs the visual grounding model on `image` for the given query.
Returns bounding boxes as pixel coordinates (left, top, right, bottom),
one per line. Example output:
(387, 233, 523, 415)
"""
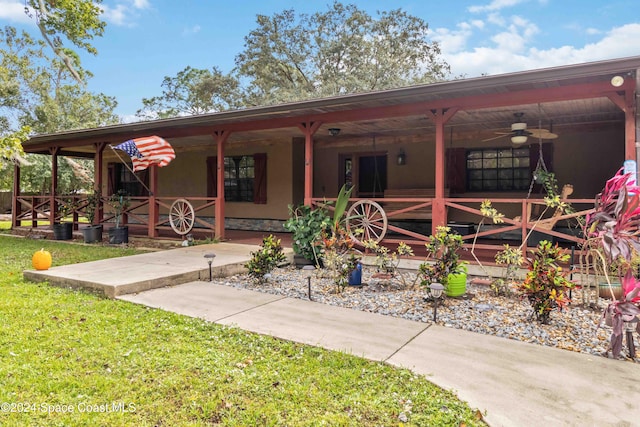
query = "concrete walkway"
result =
(24, 244, 640, 426)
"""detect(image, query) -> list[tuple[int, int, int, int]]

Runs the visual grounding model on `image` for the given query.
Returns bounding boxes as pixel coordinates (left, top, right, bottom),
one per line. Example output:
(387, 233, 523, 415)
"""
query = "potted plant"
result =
(419, 225, 468, 297)
(82, 190, 103, 243)
(584, 168, 640, 358)
(52, 198, 74, 240)
(108, 190, 130, 244)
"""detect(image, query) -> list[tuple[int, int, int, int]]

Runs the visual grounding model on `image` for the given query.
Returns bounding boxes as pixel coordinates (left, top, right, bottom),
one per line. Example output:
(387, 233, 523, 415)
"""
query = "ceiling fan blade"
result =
(482, 134, 508, 142)
(529, 129, 558, 139)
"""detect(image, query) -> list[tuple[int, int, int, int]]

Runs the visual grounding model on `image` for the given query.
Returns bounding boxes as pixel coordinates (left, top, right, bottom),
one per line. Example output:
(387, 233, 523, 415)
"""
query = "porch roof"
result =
(22, 55, 640, 154)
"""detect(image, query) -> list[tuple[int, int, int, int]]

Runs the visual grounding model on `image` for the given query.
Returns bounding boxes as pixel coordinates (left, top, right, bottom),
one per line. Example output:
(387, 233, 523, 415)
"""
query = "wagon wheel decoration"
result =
(346, 200, 388, 244)
(169, 198, 195, 235)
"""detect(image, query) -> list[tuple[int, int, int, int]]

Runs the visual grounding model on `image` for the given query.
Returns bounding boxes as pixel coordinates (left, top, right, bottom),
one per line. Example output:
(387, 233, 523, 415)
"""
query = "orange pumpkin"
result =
(32, 248, 52, 270)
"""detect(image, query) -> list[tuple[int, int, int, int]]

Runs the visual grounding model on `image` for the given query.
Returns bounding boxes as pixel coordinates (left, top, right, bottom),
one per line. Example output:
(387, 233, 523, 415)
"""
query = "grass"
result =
(0, 236, 485, 426)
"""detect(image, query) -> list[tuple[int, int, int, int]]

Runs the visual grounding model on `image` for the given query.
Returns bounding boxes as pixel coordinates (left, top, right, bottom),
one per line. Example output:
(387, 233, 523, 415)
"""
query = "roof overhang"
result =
(22, 55, 640, 154)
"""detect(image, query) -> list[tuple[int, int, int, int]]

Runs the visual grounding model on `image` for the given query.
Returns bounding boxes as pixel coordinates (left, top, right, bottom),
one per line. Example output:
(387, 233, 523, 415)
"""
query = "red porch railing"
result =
(14, 195, 218, 238)
(311, 196, 594, 252)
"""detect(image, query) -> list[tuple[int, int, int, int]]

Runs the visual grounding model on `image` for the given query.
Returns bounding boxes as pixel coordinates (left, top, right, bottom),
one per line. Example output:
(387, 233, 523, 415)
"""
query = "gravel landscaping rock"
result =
(217, 266, 639, 360)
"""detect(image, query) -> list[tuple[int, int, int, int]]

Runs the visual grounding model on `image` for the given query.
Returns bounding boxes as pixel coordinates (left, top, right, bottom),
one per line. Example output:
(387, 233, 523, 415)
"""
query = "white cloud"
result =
(100, 0, 152, 26)
(132, 0, 151, 9)
(468, 0, 525, 13)
(444, 23, 640, 77)
(0, 0, 32, 23)
(182, 25, 201, 36)
(586, 27, 602, 35)
(100, 4, 129, 26)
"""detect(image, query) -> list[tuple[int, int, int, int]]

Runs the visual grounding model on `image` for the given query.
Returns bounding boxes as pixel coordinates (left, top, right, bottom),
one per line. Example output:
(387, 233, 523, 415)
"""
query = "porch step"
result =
(23, 243, 283, 298)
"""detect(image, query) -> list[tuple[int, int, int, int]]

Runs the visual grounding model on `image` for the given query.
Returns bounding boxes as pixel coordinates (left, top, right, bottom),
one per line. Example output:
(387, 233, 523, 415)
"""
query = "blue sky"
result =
(2, 0, 640, 121)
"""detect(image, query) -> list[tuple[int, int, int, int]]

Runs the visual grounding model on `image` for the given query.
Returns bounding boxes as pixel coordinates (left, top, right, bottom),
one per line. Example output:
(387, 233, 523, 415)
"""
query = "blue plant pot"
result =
(348, 263, 362, 286)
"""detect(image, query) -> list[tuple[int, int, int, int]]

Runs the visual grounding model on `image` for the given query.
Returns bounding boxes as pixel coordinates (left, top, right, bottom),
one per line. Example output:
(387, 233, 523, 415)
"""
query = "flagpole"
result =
(109, 145, 154, 196)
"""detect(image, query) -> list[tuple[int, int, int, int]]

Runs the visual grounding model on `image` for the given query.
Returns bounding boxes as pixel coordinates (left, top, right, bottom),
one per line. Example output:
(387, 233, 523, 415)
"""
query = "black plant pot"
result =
(52, 222, 73, 240)
(82, 225, 103, 243)
(108, 226, 128, 244)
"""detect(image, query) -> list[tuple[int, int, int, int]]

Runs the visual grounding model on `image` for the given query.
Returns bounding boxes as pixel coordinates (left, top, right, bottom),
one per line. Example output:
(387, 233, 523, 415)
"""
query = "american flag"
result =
(114, 136, 176, 172)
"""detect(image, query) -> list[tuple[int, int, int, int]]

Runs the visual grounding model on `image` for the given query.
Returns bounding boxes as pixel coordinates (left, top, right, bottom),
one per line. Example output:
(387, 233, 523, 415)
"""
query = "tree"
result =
(136, 66, 240, 120)
(0, 26, 117, 192)
(25, 0, 106, 83)
(235, 1, 450, 106)
(0, 0, 106, 167)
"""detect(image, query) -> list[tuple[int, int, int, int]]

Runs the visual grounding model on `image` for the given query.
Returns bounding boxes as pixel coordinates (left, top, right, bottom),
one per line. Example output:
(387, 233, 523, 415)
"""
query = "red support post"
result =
(147, 165, 158, 238)
(426, 108, 458, 235)
(214, 130, 230, 240)
(12, 164, 20, 228)
(50, 147, 59, 226)
(94, 142, 106, 225)
(297, 121, 322, 206)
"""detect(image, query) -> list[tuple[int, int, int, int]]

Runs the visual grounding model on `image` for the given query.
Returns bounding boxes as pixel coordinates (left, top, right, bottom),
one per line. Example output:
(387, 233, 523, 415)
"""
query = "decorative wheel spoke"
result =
(346, 200, 387, 244)
(169, 199, 195, 235)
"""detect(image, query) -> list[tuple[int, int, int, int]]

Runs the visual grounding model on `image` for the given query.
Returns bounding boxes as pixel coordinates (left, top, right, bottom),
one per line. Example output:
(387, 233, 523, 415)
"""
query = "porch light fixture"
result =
(611, 75, 625, 87)
(397, 149, 406, 166)
(302, 265, 315, 300)
(328, 128, 341, 136)
(204, 252, 216, 282)
(429, 282, 444, 322)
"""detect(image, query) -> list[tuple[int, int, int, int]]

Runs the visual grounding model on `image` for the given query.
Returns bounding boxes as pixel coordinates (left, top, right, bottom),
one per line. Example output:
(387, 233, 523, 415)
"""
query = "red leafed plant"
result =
(585, 168, 640, 358)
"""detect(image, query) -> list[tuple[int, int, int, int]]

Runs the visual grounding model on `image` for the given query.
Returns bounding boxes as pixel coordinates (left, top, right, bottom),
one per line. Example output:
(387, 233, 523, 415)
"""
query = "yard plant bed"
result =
(0, 236, 484, 426)
(221, 266, 622, 359)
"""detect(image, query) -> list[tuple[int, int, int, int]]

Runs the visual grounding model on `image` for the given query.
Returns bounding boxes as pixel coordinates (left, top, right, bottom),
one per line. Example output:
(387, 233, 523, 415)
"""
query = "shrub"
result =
(283, 204, 331, 264)
(418, 226, 466, 290)
(518, 240, 574, 324)
(245, 235, 287, 283)
(363, 239, 414, 286)
(492, 244, 524, 296)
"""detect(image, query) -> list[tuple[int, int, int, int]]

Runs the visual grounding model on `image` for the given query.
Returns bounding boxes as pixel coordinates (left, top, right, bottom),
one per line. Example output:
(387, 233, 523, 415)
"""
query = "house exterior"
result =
(12, 56, 640, 251)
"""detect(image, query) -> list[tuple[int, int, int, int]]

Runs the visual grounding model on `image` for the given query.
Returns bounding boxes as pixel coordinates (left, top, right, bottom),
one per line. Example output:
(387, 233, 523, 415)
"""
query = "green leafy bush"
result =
(418, 226, 466, 290)
(283, 204, 331, 264)
(519, 240, 574, 324)
(245, 234, 287, 283)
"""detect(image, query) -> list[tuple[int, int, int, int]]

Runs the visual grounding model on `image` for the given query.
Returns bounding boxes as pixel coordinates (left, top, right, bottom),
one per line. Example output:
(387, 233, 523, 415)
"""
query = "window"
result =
(466, 147, 530, 191)
(224, 156, 254, 202)
(206, 153, 267, 204)
(107, 163, 148, 196)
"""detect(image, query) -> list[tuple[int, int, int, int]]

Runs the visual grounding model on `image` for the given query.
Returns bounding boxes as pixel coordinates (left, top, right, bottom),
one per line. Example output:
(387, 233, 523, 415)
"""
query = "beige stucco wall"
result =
(313, 128, 624, 223)
(101, 140, 296, 221)
(99, 126, 624, 224)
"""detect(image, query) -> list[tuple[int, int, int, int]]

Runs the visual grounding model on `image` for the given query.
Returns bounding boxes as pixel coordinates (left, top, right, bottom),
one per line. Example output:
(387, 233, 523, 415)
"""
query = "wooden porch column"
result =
(297, 121, 322, 206)
(12, 164, 20, 228)
(426, 108, 458, 234)
(49, 147, 59, 225)
(214, 130, 230, 240)
(625, 82, 637, 160)
(93, 142, 106, 225)
(147, 165, 158, 238)
(607, 78, 637, 160)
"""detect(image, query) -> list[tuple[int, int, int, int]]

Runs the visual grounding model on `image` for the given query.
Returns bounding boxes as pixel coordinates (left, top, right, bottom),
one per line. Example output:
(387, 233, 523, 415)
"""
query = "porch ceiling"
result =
(22, 56, 639, 155)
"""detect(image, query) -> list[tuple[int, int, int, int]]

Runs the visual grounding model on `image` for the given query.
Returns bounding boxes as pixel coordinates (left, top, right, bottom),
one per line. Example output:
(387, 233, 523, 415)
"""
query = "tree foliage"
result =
(0, 24, 115, 191)
(139, 2, 450, 117)
(25, 0, 106, 82)
(136, 66, 239, 120)
(235, 2, 450, 106)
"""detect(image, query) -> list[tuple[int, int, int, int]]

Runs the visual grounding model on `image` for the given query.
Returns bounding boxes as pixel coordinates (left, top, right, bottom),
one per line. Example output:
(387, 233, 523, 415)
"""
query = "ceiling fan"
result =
(482, 112, 558, 144)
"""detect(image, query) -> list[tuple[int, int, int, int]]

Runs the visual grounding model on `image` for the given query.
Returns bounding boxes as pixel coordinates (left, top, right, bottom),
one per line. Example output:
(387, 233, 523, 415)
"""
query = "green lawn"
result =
(0, 236, 484, 426)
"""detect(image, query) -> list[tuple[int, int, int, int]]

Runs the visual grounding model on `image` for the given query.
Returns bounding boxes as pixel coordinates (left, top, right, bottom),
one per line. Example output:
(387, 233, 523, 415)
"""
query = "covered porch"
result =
(13, 56, 640, 256)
